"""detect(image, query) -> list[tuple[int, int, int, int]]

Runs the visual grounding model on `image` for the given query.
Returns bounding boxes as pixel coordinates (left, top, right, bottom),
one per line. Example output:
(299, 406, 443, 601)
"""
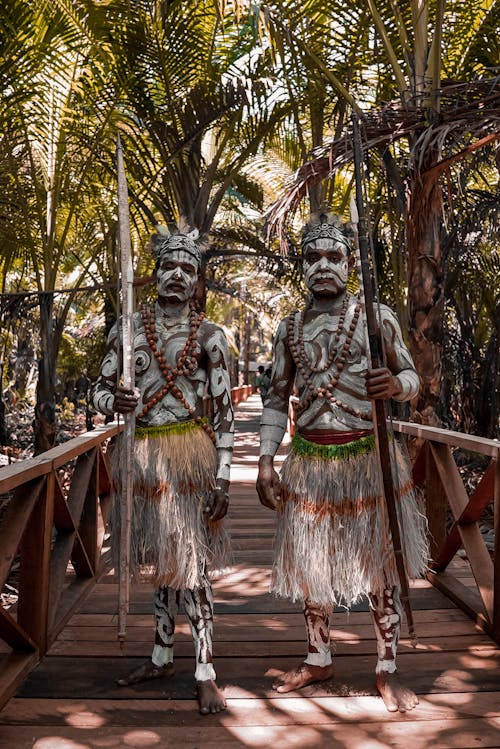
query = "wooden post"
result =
(17, 474, 54, 654)
(425, 442, 448, 566)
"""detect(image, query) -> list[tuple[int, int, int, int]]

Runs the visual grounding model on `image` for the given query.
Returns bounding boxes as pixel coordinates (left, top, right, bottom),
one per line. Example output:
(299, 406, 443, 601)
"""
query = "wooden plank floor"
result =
(1, 394, 499, 748)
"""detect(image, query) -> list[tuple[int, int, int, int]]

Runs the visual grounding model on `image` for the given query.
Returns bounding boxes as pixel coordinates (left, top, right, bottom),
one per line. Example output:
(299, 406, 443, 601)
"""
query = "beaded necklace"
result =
(137, 303, 216, 443)
(287, 296, 372, 421)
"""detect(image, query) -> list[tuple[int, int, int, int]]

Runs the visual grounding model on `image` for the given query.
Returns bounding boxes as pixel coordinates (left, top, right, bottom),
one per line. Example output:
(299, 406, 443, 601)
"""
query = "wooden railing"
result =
(392, 420, 499, 643)
(1, 393, 497, 707)
(0, 422, 118, 709)
(0, 384, 254, 709)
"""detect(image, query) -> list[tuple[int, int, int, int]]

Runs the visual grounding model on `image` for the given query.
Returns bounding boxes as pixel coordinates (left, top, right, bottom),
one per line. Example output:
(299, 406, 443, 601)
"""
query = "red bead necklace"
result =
(137, 303, 216, 443)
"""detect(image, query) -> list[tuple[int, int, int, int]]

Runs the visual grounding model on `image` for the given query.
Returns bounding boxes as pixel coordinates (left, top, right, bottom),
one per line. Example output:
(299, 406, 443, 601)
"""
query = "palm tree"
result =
(0, 1, 125, 451)
(106, 1, 291, 254)
(263, 0, 500, 425)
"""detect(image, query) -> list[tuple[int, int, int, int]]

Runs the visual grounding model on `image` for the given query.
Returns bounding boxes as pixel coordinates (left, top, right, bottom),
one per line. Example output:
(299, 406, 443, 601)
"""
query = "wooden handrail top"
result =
(3, 409, 495, 497)
(0, 422, 122, 495)
(391, 420, 499, 457)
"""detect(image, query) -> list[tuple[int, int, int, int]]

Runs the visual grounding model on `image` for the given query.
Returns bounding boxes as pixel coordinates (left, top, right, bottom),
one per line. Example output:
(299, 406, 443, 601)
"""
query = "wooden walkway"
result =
(0, 394, 499, 748)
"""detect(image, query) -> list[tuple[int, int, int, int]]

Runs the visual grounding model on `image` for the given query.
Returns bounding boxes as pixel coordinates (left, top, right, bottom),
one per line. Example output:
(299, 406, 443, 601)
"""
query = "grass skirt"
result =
(272, 433, 429, 608)
(111, 421, 231, 589)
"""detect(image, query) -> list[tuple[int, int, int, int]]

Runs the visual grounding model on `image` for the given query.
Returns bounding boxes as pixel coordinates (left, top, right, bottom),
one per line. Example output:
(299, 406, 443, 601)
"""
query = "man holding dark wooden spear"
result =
(93, 225, 234, 714)
(256, 212, 429, 712)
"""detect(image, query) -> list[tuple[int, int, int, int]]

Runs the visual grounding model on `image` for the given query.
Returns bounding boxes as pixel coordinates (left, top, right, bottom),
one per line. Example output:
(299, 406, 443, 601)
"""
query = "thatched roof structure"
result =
(266, 75, 500, 252)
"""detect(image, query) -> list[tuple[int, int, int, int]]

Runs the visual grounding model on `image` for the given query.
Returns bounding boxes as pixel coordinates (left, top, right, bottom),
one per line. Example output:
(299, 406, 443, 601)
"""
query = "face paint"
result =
(303, 239, 350, 296)
(156, 249, 199, 303)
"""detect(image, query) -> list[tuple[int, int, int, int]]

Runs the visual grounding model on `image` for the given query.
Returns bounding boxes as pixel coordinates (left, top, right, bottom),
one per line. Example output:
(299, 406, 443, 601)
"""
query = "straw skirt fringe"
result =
(272, 437, 429, 608)
(111, 424, 231, 589)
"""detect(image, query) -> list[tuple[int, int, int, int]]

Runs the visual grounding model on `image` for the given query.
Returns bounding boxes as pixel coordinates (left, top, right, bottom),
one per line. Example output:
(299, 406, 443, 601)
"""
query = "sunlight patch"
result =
(34, 739, 90, 749)
(123, 730, 161, 746)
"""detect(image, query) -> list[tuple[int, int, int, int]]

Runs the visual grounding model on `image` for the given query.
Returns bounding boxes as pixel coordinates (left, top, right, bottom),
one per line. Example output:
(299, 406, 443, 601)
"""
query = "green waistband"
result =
(291, 431, 376, 460)
(135, 418, 207, 440)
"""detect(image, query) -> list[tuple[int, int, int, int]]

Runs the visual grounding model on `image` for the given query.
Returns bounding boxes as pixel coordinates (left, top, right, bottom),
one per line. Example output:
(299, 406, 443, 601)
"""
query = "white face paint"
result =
(156, 249, 199, 303)
(303, 238, 350, 297)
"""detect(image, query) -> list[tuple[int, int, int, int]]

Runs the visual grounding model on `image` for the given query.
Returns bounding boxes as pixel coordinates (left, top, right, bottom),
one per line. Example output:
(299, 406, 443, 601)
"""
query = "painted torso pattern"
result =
(93, 302, 234, 479)
(263, 295, 418, 438)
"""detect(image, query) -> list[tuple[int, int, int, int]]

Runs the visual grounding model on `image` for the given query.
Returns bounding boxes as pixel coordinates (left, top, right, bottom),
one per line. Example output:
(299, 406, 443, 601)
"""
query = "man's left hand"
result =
(366, 367, 402, 400)
(205, 487, 229, 521)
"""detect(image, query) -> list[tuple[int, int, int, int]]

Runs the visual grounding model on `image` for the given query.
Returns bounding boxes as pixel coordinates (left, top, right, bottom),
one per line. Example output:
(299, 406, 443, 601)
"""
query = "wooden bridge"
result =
(0, 391, 499, 748)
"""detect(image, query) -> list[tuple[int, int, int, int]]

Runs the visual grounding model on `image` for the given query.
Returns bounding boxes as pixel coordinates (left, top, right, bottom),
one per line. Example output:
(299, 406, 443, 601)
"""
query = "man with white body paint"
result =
(256, 214, 428, 712)
(93, 227, 234, 714)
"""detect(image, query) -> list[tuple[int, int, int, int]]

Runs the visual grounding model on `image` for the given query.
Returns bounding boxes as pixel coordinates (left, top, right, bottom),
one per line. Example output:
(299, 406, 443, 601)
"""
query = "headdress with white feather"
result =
(301, 212, 353, 254)
(151, 218, 204, 266)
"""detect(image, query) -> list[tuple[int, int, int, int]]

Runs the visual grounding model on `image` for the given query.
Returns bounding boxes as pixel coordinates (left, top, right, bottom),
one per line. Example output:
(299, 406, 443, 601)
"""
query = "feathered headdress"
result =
(301, 212, 353, 253)
(151, 218, 205, 266)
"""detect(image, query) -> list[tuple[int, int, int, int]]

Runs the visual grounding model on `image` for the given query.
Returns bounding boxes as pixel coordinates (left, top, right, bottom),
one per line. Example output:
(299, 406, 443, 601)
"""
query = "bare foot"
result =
(272, 662, 334, 693)
(116, 660, 175, 686)
(376, 671, 419, 712)
(197, 679, 227, 714)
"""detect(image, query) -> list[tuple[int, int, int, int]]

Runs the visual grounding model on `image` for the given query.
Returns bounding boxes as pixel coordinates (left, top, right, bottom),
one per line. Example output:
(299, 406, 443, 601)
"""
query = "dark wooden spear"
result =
(116, 134, 136, 645)
(351, 113, 417, 644)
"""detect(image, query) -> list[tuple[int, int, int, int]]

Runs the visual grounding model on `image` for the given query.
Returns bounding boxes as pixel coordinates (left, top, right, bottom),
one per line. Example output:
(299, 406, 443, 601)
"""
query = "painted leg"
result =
(369, 585, 418, 712)
(183, 583, 226, 714)
(116, 586, 178, 686)
(273, 600, 334, 692)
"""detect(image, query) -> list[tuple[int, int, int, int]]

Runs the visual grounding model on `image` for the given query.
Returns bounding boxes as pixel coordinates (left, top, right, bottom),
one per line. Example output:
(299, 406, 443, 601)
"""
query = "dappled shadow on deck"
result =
(0, 395, 499, 748)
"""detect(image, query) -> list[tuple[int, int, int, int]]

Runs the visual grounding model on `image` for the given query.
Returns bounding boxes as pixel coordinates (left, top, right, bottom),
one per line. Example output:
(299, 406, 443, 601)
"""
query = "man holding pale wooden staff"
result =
(93, 225, 234, 715)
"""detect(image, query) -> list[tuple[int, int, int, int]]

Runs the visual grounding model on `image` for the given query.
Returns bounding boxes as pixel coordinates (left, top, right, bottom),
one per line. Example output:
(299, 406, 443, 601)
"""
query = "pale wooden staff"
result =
(116, 133, 135, 644)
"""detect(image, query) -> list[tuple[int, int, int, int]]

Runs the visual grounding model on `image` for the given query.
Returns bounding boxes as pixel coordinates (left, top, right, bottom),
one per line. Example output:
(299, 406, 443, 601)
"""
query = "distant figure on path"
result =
(255, 364, 270, 404)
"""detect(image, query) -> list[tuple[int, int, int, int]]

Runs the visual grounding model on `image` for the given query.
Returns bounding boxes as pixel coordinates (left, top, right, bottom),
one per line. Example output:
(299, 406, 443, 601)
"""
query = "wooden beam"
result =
(66, 450, 97, 527)
(0, 608, 37, 652)
(49, 576, 97, 645)
(98, 446, 112, 496)
(0, 478, 45, 589)
(17, 471, 54, 653)
(48, 531, 79, 631)
(0, 652, 39, 713)
(53, 472, 75, 532)
(71, 532, 94, 578)
(427, 570, 491, 638)
(429, 442, 494, 623)
(458, 459, 496, 523)
(76, 449, 98, 572)
(411, 442, 426, 489)
(432, 459, 495, 571)
(392, 420, 500, 458)
(0, 457, 51, 496)
(0, 423, 120, 496)
(425, 443, 447, 563)
(51, 423, 121, 469)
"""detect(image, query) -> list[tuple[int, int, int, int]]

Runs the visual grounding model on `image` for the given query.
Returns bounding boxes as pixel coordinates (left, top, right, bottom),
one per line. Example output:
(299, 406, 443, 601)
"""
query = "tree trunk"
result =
(0, 363, 8, 445)
(406, 174, 444, 426)
(33, 293, 57, 455)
